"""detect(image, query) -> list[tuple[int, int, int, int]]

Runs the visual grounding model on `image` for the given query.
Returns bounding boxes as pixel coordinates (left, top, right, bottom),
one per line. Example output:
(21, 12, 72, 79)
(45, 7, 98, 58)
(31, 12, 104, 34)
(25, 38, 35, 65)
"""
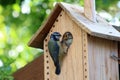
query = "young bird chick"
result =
(61, 32, 73, 54)
(48, 32, 61, 75)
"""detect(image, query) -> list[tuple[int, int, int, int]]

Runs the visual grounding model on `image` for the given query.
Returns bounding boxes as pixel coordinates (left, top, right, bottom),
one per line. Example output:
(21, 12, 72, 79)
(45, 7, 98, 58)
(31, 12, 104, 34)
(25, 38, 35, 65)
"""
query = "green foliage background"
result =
(0, 0, 119, 79)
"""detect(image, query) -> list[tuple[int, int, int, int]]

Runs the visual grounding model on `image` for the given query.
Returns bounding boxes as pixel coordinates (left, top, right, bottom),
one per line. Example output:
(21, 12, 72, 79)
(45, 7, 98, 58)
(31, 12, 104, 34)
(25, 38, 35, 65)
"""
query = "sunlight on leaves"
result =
(0, 15, 4, 23)
(0, 60, 3, 67)
(12, 4, 20, 12)
(0, 5, 3, 14)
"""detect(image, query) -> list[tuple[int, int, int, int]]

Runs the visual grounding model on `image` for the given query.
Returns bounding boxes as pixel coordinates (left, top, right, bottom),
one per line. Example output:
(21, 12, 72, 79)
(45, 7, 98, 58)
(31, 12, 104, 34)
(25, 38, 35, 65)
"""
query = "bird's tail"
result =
(55, 63, 61, 75)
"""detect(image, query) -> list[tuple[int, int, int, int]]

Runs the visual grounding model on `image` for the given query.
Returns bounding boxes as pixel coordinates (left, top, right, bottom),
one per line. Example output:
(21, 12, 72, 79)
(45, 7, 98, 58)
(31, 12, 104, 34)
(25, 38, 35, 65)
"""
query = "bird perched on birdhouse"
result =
(48, 32, 73, 75)
(48, 32, 62, 75)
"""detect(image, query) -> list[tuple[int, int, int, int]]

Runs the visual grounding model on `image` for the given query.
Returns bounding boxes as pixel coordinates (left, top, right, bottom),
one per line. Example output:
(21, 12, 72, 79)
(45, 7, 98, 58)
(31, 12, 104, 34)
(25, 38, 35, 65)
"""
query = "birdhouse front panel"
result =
(88, 36, 119, 80)
(43, 10, 88, 80)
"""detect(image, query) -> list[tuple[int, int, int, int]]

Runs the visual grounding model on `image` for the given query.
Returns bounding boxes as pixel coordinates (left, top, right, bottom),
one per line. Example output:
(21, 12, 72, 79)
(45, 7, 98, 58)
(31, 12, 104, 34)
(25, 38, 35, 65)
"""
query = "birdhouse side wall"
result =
(43, 10, 88, 80)
(13, 54, 44, 80)
(87, 36, 119, 80)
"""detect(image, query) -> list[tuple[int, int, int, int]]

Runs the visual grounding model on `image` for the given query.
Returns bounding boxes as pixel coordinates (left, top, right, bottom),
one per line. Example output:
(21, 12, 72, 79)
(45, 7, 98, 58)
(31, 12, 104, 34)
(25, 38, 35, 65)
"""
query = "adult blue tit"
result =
(48, 32, 61, 75)
(61, 32, 73, 54)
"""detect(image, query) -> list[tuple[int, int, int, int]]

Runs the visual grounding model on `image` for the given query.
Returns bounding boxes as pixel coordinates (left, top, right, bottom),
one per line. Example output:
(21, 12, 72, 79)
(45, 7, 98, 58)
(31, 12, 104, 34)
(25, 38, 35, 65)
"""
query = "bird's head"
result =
(62, 32, 73, 40)
(50, 32, 61, 41)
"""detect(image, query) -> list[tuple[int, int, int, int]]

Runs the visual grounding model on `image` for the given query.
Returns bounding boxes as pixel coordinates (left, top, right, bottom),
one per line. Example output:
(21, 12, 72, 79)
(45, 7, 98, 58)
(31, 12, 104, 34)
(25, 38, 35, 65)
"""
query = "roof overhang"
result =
(28, 2, 120, 49)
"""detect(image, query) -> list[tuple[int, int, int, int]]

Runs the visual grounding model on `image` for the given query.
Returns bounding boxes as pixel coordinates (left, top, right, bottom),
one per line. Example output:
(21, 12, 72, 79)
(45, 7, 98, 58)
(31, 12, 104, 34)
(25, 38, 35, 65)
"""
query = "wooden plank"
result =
(28, 4, 62, 49)
(44, 10, 84, 80)
(82, 31, 89, 80)
(13, 54, 44, 80)
(84, 0, 96, 22)
(44, 34, 51, 80)
(88, 36, 119, 80)
(118, 42, 120, 64)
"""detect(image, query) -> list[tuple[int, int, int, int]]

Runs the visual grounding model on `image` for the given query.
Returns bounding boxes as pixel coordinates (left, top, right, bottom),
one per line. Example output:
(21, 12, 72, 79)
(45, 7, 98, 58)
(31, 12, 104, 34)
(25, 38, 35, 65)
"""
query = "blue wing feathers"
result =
(48, 39, 61, 75)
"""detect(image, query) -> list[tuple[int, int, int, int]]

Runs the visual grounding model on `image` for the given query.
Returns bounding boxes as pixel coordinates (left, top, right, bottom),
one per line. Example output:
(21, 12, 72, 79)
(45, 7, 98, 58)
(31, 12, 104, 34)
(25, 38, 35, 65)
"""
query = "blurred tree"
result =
(0, 0, 119, 80)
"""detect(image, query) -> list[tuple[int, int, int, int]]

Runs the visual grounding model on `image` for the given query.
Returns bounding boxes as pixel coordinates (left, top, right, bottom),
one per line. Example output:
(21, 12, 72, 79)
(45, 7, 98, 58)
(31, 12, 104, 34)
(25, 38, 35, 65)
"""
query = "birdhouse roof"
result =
(28, 2, 120, 49)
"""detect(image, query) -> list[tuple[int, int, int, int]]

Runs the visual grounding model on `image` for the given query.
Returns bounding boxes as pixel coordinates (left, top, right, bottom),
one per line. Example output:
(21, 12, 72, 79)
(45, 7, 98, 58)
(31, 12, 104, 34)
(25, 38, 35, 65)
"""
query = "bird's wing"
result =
(48, 39, 59, 64)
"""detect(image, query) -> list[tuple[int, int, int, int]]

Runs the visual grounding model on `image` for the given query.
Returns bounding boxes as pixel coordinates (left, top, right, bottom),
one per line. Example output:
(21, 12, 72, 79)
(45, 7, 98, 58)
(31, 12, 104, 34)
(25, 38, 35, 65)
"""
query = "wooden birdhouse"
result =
(13, 1, 120, 80)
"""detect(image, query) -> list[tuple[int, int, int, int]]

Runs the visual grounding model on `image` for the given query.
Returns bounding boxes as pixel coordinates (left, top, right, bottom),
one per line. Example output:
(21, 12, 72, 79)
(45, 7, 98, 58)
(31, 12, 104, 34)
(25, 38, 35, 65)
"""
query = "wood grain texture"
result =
(118, 42, 120, 64)
(44, 10, 84, 80)
(28, 2, 120, 49)
(82, 31, 89, 80)
(88, 36, 119, 80)
(84, 0, 96, 22)
(59, 3, 120, 41)
(13, 54, 44, 80)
